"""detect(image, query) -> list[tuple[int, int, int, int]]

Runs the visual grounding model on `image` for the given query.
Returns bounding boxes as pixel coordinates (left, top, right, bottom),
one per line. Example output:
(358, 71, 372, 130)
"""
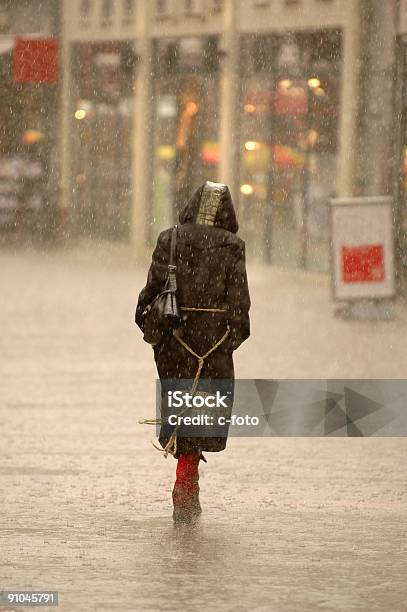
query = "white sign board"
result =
(330, 197, 395, 300)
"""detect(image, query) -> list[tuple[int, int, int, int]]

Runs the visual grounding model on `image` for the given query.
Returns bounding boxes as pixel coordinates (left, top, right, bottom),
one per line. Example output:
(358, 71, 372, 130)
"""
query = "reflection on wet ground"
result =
(1, 249, 407, 611)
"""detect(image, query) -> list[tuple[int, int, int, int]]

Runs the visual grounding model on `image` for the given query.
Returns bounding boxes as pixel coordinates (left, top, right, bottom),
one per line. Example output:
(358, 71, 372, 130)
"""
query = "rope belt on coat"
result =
(180, 306, 226, 313)
(139, 307, 230, 458)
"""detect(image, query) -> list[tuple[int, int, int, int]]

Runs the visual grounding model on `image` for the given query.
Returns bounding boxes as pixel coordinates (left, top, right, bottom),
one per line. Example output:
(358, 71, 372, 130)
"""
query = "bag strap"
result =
(169, 224, 177, 268)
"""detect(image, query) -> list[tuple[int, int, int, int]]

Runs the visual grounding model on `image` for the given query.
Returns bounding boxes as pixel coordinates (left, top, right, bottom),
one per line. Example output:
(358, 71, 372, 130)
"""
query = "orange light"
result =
(244, 103, 255, 113)
(185, 101, 199, 116)
(22, 130, 44, 144)
(314, 87, 325, 97)
(76, 173, 87, 185)
(307, 129, 319, 147)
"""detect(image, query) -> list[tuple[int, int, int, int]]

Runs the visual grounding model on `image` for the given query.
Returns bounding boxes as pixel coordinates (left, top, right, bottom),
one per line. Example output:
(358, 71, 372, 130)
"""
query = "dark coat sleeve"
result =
(135, 230, 170, 332)
(225, 241, 251, 351)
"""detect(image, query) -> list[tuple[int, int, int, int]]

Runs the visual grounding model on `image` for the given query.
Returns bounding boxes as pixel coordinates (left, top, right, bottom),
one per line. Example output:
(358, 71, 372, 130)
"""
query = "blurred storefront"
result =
(61, 0, 362, 270)
(238, 31, 341, 270)
(0, 0, 59, 236)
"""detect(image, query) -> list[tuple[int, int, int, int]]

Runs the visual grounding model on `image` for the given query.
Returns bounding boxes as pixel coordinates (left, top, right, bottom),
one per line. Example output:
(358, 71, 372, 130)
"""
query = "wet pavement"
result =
(1, 243, 407, 611)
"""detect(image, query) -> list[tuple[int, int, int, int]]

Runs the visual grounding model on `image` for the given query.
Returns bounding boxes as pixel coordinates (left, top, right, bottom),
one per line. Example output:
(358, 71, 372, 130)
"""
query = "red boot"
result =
(172, 454, 202, 524)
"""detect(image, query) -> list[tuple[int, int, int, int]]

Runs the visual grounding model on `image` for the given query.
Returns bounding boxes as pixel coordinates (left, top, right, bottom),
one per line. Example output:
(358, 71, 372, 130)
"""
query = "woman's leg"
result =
(172, 453, 201, 523)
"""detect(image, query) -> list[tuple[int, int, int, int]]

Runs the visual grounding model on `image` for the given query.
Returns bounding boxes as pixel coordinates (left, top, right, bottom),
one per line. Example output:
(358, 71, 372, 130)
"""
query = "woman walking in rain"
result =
(136, 181, 250, 523)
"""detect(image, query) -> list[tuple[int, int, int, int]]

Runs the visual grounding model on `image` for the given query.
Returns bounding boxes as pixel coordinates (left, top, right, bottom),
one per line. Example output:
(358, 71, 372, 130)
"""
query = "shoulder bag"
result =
(141, 225, 180, 345)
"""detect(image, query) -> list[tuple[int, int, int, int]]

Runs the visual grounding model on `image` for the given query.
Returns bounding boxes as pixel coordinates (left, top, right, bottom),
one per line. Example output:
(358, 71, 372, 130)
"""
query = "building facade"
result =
(61, 0, 368, 271)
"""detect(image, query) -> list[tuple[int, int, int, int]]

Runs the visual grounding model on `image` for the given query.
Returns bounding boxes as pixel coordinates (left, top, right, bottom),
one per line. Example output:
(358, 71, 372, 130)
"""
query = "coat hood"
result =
(178, 181, 239, 234)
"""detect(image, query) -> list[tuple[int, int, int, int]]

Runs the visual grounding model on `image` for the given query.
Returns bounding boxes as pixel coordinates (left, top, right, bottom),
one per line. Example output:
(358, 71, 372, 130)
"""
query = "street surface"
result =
(1, 241, 407, 611)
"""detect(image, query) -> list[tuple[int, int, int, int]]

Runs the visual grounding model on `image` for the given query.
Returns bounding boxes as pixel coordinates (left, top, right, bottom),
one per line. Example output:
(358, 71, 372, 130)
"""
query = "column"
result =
(219, 0, 239, 198)
(336, 2, 362, 197)
(130, 2, 153, 255)
(357, 0, 398, 196)
(59, 0, 73, 230)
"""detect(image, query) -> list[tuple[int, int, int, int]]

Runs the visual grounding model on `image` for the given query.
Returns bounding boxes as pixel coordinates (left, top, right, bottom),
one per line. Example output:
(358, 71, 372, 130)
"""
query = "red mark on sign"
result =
(13, 38, 58, 84)
(342, 245, 385, 283)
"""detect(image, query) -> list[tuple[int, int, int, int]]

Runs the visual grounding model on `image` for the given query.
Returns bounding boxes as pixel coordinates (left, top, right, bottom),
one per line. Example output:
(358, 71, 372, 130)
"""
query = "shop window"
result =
(0, 32, 59, 235)
(156, 0, 173, 19)
(238, 31, 342, 270)
(0, 4, 9, 34)
(203, 37, 221, 72)
(101, 0, 114, 25)
(252, 0, 271, 7)
(157, 42, 179, 74)
(123, 0, 136, 23)
(184, 0, 203, 17)
(79, 0, 93, 26)
(212, 0, 223, 14)
(252, 37, 275, 73)
(71, 41, 134, 240)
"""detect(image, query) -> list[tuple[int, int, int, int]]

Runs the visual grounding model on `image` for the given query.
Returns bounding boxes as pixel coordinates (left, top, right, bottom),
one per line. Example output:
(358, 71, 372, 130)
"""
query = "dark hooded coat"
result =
(136, 182, 251, 456)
